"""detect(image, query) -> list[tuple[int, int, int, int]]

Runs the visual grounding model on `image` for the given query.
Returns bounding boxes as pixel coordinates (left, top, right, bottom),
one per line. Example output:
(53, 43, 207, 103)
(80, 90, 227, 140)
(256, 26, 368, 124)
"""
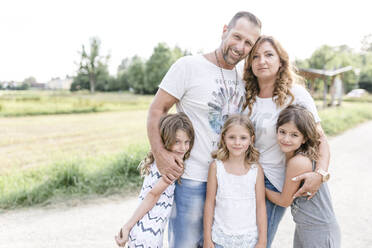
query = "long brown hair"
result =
(212, 114, 259, 166)
(243, 36, 304, 115)
(139, 112, 195, 176)
(276, 105, 320, 161)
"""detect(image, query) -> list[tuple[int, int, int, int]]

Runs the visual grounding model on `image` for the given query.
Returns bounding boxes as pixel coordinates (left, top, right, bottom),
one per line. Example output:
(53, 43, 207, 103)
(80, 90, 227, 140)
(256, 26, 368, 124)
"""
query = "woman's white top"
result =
(212, 159, 258, 246)
(243, 84, 320, 191)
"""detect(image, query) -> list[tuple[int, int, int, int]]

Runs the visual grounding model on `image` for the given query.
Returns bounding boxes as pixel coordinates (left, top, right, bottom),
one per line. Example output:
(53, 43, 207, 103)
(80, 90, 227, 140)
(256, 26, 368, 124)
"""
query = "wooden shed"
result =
(299, 66, 353, 108)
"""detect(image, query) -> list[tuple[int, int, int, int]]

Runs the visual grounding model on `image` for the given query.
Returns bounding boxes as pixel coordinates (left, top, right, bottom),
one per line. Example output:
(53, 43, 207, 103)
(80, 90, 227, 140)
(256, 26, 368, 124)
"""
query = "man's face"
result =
(220, 18, 261, 67)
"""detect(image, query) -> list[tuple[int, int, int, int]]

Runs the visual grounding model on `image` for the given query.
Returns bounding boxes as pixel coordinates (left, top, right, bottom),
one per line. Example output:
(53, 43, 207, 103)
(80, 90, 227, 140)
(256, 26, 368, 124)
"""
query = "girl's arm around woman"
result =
(266, 155, 312, 207)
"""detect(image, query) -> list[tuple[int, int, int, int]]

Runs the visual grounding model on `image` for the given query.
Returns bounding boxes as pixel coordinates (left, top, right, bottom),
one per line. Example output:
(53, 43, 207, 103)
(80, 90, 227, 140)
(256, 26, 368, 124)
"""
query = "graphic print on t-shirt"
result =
(250, 111, 277, 138)
(207, 83, 244, 135)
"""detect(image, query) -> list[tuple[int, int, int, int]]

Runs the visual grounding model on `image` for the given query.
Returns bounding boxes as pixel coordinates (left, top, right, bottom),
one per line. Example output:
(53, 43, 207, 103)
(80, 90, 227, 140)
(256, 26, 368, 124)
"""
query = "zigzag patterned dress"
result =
(128, 162, 175, 248)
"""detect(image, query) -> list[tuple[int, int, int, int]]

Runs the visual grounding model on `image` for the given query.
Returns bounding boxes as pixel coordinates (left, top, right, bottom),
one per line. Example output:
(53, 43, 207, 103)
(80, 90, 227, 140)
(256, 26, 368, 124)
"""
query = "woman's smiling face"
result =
(251, 41, 282, 81)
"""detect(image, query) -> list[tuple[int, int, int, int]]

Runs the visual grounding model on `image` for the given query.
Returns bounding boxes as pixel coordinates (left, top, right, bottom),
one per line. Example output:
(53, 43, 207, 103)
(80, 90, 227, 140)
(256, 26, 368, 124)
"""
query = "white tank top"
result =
(212, 159, 258, 236)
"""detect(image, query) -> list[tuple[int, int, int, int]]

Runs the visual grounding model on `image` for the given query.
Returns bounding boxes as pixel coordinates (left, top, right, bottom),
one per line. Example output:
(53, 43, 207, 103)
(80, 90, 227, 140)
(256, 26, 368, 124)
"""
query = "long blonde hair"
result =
(276, 105, 320, 161)
(212, 114, 259, 165)
(139, 112, 195, 176)
(243, 36, 304, 115)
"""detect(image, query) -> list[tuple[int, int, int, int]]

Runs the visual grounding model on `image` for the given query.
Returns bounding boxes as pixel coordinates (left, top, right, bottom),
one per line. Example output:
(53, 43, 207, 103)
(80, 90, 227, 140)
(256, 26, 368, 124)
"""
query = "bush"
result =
(0, 147, 147, 209)
(358, 81, 372, 93)
(319, 102, 372, 136)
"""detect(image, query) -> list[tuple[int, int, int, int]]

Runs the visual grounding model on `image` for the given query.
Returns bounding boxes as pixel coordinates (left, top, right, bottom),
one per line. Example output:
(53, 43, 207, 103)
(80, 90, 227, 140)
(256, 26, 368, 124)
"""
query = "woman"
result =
(243, 36, 331, 248)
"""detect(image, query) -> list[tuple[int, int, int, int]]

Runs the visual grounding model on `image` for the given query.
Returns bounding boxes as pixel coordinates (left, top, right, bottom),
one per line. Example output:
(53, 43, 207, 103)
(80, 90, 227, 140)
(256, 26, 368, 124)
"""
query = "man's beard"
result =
(222, 47, 242, 66)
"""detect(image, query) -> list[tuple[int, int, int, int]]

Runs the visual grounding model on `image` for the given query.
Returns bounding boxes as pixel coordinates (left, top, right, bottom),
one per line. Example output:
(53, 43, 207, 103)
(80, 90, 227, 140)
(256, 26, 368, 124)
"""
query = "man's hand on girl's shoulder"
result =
(154, 148, 183, 184)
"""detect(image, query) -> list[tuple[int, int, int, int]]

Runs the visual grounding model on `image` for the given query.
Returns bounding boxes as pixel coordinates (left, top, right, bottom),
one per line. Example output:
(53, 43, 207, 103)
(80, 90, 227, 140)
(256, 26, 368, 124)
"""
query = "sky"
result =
(1, 0, 371, 82)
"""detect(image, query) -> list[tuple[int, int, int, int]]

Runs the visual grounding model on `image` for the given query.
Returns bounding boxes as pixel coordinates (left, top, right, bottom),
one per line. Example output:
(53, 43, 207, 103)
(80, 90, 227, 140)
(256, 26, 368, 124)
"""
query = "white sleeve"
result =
(292, 84, 321, 123)
(158, 57, 189, 100)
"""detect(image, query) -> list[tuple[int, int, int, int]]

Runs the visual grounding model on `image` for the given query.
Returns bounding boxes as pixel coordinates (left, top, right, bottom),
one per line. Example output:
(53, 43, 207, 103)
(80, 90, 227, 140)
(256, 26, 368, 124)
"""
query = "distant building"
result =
(45, 76, 73, 90)
(0, 80, 21, 89)
(30, 82, 46, 89)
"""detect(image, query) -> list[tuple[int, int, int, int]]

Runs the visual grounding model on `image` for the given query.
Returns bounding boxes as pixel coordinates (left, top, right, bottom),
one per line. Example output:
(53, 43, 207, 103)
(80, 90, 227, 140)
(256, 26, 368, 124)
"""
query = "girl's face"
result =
(224, 124, 252, 158)
(251, 41, 281, 81)
(277, 121, 305, 154)
(170, 129, 191, 160)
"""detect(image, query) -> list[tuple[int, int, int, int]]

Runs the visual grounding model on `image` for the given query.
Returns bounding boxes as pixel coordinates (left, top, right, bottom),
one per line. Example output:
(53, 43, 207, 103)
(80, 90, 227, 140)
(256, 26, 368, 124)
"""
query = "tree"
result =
(171, 45, 191, 62)
(302, 45, 360, 93)
(118, 43, 189, 94)
(307, 45, 336, 69)
(358, 52, 372, 92)
(71, 61, 110, 92)
(116, 58, 130, 91)
(77, 37, 110, 93)
(23, 76, 37, 86)
(127, 55, 146, 94)
(361, 34, 372, 53)
(70, 73, 89, 91)
(144, 43, 173, 94)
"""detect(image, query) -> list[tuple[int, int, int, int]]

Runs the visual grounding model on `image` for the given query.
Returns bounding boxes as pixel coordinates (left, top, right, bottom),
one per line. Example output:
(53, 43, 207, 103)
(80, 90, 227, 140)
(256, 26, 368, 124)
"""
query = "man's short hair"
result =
(227, 11, 262, 30)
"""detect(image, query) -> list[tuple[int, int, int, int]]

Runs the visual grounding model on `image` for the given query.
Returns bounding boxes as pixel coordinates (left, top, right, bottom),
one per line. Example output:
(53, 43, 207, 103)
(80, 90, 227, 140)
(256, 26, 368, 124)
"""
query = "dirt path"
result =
(2, 121, 372, 248)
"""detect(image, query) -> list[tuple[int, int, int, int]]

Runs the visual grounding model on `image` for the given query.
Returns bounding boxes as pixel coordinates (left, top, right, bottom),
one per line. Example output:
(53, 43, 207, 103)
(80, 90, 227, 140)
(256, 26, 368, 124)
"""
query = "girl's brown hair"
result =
(276, 105, 320, 161)
(139, 112, 195, 176)
(243, 35, 304, 115)
(212, 114, 259, 166)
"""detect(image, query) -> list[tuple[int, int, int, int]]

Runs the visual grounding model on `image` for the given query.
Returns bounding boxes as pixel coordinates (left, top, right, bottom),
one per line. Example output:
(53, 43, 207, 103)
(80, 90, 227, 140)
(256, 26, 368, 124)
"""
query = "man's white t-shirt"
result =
(244, 83, 320, 191)
(159, 55, 246, 182)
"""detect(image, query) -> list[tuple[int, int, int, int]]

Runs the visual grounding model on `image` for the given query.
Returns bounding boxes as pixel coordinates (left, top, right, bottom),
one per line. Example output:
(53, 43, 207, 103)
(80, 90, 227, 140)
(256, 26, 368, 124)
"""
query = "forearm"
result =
(265, 189, 291, 207)
(256, 199, 267, 245)
(124, 191, 160, 229)
(203, 201, 215, 241)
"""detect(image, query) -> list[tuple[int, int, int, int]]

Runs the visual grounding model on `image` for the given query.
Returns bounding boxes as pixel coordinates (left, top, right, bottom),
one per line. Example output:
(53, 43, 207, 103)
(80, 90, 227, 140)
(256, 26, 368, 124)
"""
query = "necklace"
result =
(214, 50, 239, 114)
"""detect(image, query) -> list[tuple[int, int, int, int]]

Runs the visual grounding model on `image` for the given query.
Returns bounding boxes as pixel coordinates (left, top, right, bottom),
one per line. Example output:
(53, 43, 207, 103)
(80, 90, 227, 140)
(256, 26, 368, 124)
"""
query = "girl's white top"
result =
(212, 159, 258, 238)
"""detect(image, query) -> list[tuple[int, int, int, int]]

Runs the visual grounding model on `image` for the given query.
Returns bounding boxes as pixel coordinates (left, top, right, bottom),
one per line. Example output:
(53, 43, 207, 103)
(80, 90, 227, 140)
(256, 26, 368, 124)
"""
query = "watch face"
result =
(324, 173, 330, 182)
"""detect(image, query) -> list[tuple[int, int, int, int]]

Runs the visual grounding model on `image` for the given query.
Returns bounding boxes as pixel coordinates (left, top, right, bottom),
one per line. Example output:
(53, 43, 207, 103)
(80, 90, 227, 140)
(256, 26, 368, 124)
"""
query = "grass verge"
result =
(0, 145, 148, 210)
(319, 102, 372, 136)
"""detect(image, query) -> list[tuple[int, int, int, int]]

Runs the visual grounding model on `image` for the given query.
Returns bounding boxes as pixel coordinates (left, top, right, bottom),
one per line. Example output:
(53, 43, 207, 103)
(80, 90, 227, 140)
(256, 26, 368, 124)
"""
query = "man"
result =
(147, 11, 262, 247)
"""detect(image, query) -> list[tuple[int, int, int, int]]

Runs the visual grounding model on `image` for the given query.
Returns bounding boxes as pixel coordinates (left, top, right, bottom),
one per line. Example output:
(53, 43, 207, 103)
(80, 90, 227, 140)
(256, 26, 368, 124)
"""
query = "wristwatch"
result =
(316, 169, 330, 182)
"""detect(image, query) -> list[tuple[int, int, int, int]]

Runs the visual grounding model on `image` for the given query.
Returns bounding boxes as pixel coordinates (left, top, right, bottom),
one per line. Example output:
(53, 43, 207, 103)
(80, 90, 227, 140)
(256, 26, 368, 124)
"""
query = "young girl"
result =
(115, 112, 195, 248)
(266, 105, 340, 247)
(203, 114, 267, 248)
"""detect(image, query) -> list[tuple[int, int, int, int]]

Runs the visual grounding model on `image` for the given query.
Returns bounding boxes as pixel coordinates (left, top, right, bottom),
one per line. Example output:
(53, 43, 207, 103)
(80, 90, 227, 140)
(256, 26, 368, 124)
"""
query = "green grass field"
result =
(1, 91, 372, 209)
(0, 110, 150, 173)
(0, 90, 153, 116)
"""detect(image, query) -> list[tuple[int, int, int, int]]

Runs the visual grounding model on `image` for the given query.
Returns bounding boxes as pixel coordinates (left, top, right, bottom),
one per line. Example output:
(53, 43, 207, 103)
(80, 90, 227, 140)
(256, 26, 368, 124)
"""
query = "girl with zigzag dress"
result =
(115, 113, 195, 248)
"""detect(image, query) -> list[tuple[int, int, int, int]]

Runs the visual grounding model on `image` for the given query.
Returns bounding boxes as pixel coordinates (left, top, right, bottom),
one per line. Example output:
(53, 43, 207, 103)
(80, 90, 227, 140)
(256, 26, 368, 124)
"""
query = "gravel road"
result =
(1, 121, 372, 248)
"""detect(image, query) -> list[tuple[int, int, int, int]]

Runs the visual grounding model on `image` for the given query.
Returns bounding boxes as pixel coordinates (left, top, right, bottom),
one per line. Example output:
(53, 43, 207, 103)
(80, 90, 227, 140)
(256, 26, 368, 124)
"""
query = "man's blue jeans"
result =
(265, 176, 286, 248)
(168, 178, 206, 248)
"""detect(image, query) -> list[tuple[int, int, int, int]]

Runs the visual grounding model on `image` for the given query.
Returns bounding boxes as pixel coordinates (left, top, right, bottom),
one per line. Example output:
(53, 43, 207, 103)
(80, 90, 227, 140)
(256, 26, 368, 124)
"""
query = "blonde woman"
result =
(243, 36, 331, 247)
